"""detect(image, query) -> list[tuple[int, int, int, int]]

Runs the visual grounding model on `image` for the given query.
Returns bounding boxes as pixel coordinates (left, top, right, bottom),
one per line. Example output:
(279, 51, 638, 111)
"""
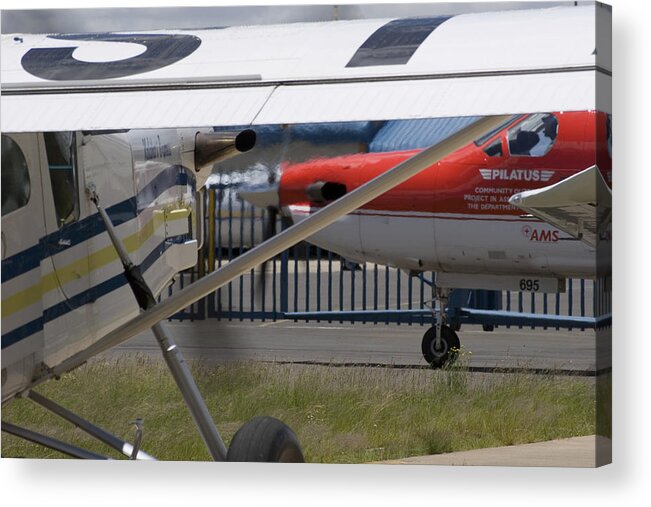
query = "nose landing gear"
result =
(421, 325, 460, 369)
(422, 288, 461, 369)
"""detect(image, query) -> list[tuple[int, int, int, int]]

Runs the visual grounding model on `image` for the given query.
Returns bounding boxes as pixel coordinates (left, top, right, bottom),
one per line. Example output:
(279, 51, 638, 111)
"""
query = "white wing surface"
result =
(508, 166, 612, 248)
(1, 5, 610, 131)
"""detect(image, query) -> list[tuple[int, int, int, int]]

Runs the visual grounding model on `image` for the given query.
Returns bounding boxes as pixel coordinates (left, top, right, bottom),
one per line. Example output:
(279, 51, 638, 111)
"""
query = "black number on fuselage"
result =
(21, 33, 201, 81)
(519, 279, 540, 292)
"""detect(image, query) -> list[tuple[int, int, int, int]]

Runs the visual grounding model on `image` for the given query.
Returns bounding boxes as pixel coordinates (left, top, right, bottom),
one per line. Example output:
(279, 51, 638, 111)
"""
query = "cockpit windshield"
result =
(507, 113, 558, 157)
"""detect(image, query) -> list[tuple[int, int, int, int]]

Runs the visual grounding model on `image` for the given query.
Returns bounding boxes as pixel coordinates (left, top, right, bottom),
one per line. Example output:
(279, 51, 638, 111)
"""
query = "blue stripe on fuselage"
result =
(1, 165, 190, 282)
(0, 197, 137, 284)
(2, 236, 174, 349)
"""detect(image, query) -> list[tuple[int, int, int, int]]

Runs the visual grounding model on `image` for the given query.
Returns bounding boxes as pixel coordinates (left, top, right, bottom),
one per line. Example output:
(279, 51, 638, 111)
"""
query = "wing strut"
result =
(86, 186, 228, 460)
(1, 421, 110, 460)
(2, 390, 156, 460)
(36, 115, 510, 389)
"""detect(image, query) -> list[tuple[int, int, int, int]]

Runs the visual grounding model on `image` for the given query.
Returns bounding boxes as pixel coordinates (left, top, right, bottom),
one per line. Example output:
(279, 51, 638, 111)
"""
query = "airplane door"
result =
(39, 132, 92, 363)
(1, 133, 46, 397)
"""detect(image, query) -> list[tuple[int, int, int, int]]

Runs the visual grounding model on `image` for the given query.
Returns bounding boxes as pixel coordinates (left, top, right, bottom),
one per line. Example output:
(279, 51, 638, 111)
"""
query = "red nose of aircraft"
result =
(278, 150, 421, 210)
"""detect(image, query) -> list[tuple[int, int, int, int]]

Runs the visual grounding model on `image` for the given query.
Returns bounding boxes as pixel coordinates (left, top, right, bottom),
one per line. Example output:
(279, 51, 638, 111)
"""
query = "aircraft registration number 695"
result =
(519, 279, 540, 292)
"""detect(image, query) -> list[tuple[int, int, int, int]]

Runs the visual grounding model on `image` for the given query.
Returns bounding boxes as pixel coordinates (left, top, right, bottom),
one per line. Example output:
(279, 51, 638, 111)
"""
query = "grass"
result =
(1, 356, 597, 463)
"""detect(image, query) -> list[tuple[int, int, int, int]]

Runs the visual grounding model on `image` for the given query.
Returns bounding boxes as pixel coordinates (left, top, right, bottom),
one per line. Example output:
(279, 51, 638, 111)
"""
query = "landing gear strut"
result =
(422, 288, 460, 368)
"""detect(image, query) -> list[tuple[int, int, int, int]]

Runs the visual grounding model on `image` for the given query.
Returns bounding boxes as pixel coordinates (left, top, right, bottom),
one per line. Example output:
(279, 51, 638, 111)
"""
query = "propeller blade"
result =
(238, 185, 279, 209)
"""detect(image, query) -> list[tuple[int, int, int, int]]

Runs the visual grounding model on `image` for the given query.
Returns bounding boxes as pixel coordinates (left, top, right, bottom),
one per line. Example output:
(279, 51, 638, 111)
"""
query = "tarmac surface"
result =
(376, 435, 612, 467)
(112, 319, 609, 373)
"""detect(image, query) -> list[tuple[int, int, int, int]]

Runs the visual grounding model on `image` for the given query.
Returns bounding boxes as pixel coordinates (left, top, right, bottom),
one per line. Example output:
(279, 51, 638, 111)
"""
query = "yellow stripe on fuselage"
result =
(1, 209, 188, 319)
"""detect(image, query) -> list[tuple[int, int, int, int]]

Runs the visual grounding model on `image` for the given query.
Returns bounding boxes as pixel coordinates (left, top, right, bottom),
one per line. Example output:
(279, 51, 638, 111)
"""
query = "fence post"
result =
(197, 237, 206, 320)
(207, 187, 216, 317)
(279, 224, 289, 317)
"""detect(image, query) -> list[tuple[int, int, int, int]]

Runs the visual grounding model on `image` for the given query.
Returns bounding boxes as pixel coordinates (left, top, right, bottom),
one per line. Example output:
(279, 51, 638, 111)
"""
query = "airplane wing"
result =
(1, 5, 610, 132)
(508, 165, 612, 248)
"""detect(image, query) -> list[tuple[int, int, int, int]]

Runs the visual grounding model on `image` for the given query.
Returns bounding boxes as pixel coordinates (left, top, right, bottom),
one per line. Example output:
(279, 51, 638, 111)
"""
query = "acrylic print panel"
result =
(0, 2, 611, 467)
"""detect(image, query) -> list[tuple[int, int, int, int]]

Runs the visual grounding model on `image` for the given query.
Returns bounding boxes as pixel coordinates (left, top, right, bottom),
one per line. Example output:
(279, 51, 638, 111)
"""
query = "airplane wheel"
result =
(226, 416, 305, 463)
(421, 325, 461, 369)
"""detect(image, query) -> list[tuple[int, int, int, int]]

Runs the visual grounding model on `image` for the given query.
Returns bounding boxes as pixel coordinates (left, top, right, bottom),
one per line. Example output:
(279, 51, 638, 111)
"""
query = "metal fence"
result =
(166, 186, 611, 331)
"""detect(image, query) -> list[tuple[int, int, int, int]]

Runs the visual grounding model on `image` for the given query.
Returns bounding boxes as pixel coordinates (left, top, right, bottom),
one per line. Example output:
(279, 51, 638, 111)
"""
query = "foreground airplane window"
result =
(44, 131, 79, 227)
(1, 134, 31, 217)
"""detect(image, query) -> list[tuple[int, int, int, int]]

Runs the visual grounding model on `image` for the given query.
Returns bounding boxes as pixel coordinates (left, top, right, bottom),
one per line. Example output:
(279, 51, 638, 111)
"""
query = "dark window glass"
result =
(1, 135, 31, 216)
(507, 113, 558, 157)
(483, 137, 503, 157)
(44, 132, 79, 227)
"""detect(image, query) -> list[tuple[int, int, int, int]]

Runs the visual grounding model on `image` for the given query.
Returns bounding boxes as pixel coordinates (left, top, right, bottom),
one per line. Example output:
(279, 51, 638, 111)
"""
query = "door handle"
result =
(49, 238, 72, 249)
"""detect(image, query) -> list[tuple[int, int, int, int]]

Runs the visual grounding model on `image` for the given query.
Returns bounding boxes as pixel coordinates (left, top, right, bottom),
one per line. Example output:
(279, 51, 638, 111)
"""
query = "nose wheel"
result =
(421, 325, 460, 369)
(421, 287, 461, 368)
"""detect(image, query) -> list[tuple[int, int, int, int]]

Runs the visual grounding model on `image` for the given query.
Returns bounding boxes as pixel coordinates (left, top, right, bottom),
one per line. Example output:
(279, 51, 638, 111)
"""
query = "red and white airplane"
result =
(1, 4, 610, 460)
(242, 109, 612, 366)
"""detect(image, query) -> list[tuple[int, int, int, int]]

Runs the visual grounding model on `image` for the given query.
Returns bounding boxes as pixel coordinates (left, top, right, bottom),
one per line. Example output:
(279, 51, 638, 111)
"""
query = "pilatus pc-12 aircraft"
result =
(258, 109, 612, 367)
(1, 4, 610, 461)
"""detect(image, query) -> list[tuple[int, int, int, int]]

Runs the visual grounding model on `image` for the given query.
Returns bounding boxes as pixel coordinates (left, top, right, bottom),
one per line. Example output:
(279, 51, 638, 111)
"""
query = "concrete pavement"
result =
(375, 435, 612, 467)
(113, 319, 605, 372)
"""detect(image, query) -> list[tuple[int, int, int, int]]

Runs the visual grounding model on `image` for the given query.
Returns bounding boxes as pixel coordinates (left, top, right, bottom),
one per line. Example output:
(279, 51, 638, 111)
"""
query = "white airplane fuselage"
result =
(277, 111, 611, 288)
(1, 129, 204, 402)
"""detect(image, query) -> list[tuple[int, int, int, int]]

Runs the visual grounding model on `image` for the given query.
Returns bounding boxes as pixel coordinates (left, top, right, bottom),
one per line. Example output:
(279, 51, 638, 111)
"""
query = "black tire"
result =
(226, 416, 305, 463)
(421, 325, 461, 369)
